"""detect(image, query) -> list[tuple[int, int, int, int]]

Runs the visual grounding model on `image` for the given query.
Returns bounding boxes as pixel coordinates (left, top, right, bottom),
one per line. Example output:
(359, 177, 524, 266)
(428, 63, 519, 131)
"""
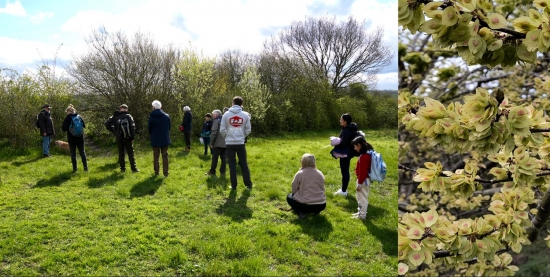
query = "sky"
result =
(0, 0, 397, 90)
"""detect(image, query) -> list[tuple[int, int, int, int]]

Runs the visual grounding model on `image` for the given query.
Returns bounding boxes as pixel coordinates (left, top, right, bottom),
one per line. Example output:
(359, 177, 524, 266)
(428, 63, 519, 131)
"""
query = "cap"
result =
(119, 104, 128, 109)
(42, 104, 51, 109)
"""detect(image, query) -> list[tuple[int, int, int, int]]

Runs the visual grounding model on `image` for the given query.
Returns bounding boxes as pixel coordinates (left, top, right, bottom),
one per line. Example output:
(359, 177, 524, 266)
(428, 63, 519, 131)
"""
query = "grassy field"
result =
(0, 130, 397, 276)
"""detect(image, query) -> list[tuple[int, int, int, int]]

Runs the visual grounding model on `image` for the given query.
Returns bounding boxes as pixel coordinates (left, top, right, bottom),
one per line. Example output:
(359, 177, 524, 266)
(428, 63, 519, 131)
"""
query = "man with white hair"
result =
(148, 100, 171, 177)
(206, 109, 226, 176)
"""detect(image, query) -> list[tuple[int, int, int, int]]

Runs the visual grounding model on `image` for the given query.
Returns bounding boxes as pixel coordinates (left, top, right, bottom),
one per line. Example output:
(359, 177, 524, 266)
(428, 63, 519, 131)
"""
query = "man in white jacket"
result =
(220, 96, 252, 190)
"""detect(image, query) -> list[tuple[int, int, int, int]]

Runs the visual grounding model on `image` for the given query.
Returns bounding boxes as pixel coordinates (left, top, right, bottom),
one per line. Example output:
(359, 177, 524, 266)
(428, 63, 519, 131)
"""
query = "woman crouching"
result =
(287, 153, 326, 217)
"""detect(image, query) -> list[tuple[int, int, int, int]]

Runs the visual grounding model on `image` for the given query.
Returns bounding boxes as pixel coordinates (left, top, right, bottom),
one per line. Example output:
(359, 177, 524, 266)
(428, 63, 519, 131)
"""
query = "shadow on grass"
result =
(216, 189, 252, 222)
(342, 195, 358, 212)
(291, 213, 333, 242)
(87, 172, 124, 188)
(130, 176, 163, 197)
(206, 175, 228, 189)
(363, 204, 398, 256)
(95, 162, 120, 172)
(197, 153, 211, 161)
(33, 171, 73, 188)
(12, 156, 43, 167)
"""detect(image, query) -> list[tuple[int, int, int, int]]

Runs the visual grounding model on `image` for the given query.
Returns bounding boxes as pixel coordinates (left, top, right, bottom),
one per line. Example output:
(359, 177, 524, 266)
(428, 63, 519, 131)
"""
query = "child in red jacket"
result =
(352, 136, 373, 220)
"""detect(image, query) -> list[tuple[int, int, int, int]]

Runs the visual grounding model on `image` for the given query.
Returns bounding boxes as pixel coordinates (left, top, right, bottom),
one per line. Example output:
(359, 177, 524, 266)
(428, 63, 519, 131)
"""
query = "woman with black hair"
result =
(332, 113, 358, 197)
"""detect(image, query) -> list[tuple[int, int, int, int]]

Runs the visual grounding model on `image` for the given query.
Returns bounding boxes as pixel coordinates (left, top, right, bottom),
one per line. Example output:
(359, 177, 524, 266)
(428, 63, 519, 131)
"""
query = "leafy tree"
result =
(267, 16, 393, 92)
(0, 66, 75, 148)
(398, 0, 550, 275)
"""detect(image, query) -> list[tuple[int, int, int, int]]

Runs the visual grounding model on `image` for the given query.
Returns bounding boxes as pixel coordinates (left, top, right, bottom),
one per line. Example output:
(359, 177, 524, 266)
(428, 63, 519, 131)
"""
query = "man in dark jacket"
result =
(206, 109, 226, 176)
(181, 106, 192, 152)
(38, 104, 55, 157)
(105, 104, 139, 173)
(148, 100, 171, 177)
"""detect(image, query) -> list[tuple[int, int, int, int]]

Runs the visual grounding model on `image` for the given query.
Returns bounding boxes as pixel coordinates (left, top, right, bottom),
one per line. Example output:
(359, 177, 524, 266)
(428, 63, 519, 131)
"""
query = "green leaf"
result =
(449, 25, 471, 42)
(517, 42, 537, 64)
(534, 0, 550, 10)
(513, 16, 538, 33)
(442, 6, 459, 26)
(487, 13, 508, 29)
(525, 29, 541, 52)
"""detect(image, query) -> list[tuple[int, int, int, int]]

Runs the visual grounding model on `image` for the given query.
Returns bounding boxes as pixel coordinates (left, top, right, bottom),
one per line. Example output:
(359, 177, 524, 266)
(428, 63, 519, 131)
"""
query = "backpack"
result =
(69, 115, 84, 137)
(367, 150, 386, 183)
(119, 115, 132, 139)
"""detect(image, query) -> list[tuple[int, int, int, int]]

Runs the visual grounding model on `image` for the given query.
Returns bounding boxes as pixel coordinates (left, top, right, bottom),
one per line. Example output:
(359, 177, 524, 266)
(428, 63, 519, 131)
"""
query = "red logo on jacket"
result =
(230, 116, 244, 127)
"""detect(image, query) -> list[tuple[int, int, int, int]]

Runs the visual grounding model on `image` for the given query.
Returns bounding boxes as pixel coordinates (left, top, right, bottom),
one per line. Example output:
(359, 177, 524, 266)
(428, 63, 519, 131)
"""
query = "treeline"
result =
(0, 17, 397, 148)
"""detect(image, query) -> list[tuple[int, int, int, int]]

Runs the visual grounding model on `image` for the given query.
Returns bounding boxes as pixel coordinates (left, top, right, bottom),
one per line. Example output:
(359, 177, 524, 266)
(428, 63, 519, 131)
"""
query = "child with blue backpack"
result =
(351, 136, 373, 220)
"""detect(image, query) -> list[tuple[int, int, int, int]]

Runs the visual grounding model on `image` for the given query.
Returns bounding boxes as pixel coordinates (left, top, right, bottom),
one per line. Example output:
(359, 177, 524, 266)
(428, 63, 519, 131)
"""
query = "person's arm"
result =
(148, 116, 153, 135)
(337, 129, 353, 149)
(61, 116, 69, 132)
(220, 115, 227, 138)
(291, 171, 301, 195)
(244, 115, 251, 137)
(210, 119, 219, 146)
(128, 114, 136, 140)
(38, 112, 46, 135)
(167, 114, 171, 131)
(357, 154, 371, 185)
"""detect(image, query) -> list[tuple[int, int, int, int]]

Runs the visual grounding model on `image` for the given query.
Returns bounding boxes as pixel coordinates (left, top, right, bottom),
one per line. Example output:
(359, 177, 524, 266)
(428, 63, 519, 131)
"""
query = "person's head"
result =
(232, 96, 243, 106)
(352, 136, 372, 154)
(42, 104, 51, 112)
(119, 104, 128, 112)
(65, 104, 75, 114)
(183, 106, 191, 112)
(212, 110, 222, 119)
(300, 153, 316, 169)
(223, 107, 229, 114)
(205, 113, 212, 121)
(152, 100, 162, 110)
(340, 113, 352, 127)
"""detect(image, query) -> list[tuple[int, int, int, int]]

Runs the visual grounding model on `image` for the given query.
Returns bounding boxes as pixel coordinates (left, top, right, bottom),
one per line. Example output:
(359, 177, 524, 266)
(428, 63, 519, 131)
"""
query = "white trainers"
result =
(334, 189, 348, 197)
(351, 213, 366, 220)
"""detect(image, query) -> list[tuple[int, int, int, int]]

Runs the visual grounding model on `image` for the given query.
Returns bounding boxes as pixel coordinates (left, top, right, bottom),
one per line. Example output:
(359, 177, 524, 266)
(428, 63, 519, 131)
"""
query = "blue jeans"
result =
(42, 135, 51, 155)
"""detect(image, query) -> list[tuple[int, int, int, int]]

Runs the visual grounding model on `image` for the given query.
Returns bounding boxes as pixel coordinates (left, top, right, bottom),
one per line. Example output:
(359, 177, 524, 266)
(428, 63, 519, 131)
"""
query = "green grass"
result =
(0, 130, 397, 276)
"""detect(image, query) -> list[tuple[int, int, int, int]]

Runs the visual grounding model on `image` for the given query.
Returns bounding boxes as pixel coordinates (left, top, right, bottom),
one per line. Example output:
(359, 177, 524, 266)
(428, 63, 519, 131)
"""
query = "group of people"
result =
(37, 98, 372, 220)
(37, 96, 253, 189)
(286, 113, 372, 220)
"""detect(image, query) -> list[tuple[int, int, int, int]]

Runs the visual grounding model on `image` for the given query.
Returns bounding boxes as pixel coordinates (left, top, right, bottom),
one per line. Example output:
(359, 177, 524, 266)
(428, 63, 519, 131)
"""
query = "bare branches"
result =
(526, 188, 550, 242)
(272, 16, 392, 92)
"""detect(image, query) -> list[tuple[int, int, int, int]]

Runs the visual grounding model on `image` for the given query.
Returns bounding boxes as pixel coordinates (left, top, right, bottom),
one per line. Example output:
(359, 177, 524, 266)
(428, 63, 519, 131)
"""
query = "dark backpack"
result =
(69, 115, 84, 137)
(119, 115, 132, 139)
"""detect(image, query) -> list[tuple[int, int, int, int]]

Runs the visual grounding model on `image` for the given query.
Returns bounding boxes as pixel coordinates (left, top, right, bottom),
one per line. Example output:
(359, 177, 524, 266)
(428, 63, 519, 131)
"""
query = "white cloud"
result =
(60, 0, 319, 57)
(30, 11, 54, 24)
(0, 37, 72, 68)
(0, 0, 26, 16)
(376, 72, 398, 90)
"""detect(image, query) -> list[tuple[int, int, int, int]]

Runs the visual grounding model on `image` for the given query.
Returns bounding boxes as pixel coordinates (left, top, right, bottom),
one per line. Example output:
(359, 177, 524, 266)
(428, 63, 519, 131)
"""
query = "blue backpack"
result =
(69, 115, 84, 137)
(367, 150, 386, 183)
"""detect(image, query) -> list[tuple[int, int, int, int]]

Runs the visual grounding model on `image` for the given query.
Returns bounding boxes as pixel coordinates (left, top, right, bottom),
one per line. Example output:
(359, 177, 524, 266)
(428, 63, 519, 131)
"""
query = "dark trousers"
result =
(117, 138, 136, 170)
(208, 147, 226, 174)
(203, 137, 211, 154)
(226, 144, 252, 189)
(340, 156, 352, 192)
(69, 140, 87, 171)
(153, 146, 169, 176)
(184, 133, 191, 148)
(286, 193, 326, 214)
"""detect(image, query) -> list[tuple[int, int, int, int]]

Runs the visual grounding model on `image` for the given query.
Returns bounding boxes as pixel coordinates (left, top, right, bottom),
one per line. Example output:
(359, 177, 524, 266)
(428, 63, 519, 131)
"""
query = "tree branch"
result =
(526, 187, 550, 242)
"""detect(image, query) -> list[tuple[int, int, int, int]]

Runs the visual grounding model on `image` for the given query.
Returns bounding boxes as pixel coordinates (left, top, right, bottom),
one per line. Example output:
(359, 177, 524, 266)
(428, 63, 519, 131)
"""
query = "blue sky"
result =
(0, 0, 397, 90)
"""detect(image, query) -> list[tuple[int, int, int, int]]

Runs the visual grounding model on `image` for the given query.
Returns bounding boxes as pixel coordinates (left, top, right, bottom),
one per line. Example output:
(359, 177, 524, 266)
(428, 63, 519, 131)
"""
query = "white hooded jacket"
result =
(220, 105, 251, 145)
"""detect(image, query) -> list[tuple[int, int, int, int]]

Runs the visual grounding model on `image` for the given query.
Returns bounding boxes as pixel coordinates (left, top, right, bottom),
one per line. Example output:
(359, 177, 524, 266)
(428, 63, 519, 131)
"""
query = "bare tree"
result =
(215, 49, 257, 93)
(66, 27, 180, 135)
(266, 16, 392, 92)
